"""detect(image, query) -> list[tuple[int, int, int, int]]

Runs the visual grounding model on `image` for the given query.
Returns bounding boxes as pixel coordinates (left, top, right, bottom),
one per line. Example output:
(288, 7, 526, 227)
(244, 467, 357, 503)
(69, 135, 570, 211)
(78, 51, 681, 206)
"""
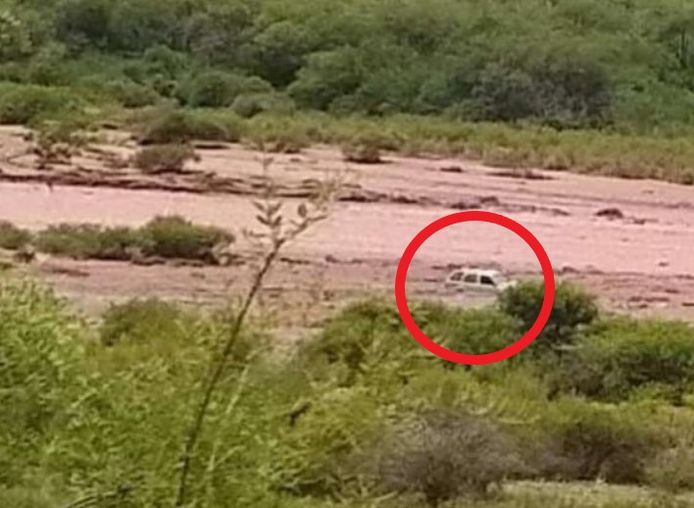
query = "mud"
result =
(1, 124, 694, 324)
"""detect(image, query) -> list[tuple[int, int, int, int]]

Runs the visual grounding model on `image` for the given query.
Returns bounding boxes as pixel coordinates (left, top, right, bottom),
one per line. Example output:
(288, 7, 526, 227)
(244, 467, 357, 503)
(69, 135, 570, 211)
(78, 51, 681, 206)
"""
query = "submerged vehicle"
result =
(444, 268, 518, 294)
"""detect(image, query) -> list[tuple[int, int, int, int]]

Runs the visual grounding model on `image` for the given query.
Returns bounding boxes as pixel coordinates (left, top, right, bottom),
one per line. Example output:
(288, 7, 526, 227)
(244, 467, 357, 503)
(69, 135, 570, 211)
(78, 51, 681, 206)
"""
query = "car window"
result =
(480, 275, 495, 286)
(463, 273, 478, 283)
(450, 271, 463, 281)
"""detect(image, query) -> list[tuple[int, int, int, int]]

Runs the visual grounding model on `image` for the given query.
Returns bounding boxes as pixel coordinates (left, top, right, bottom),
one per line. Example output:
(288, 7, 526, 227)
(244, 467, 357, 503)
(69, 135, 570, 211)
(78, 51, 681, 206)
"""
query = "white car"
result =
(444, 268, 517, 294)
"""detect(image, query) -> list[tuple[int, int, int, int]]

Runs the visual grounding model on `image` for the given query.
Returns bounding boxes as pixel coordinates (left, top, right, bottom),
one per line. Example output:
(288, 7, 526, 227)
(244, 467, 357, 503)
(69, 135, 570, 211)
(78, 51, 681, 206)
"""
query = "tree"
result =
(498, 281, 598, 353)
(0, 9, 32, 61)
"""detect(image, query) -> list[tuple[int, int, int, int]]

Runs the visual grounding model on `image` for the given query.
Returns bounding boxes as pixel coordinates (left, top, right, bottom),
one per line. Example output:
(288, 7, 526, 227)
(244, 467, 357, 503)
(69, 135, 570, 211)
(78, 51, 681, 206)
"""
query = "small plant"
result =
(32, 122, 85, 169)
(140, 215, 233, 262)
(0, 83, 83, 125)
(133, 144, 198, 174)
(0, 221, 32, 250)
(377, 411, 526, 506)
(540, 398, 663, 484)
(99, 298, 186, 346)
(244, 119, 310, 154)
(105, 80, 160, 108)
(646, 444, 694, 493)
(231, 92, 296, 118)
(135, 109, 243, 144)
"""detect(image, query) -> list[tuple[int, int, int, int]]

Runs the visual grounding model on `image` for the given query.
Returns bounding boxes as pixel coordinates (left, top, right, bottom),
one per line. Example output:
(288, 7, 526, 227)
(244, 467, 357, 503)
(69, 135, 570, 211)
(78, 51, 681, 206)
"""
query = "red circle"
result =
(394, 211, 555, 365)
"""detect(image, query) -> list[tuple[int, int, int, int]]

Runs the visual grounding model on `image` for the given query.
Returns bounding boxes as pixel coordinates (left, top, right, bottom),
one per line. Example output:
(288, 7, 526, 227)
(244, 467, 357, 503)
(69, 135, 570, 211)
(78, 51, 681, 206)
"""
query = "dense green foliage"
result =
(3, 276, 694, 507)
(6, 0, 694, 181)
(4, 0, 694, 132)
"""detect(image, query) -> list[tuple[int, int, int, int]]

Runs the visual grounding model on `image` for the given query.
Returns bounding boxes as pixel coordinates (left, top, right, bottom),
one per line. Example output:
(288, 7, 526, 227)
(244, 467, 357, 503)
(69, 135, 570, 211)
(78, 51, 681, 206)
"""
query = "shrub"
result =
(136, 109, 243, 144)
(416, 303, 521, 356)
(0, 221, 32, 250)
(498, 281, 598, 353)
(377, 411, 526, 505)
(0, 84, 85, 125)
(104, 79, 160, 108)
(562, 318, 694, 403)
(140, 215, 233, 261)
(296, 299, 408, 376)
(232, 92, 296, 118)
(35, 223, 108, 259)
(34, 224, 144, 260)
(31, 218, 233, 262)
(183, 70, 244, 108)
(270, 383, 388, 499)
(646, 444, 694, 493)
(0, 280, 84, 484)
(99, 298, 186, 346)
(133, 144, 197, 174)
(244, 116, 310, 153)
(539, 398, 663, 484)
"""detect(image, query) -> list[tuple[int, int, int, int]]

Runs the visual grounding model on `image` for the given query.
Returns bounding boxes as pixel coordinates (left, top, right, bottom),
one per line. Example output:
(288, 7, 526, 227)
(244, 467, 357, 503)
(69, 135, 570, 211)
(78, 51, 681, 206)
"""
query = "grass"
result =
(4, 88, 693, 184)
(242, 112, 694, 184)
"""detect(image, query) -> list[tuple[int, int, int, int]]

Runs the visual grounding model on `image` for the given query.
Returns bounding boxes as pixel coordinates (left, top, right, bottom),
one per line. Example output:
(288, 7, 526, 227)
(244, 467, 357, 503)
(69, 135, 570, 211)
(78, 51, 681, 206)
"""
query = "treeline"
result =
(3, 0, 694, 130)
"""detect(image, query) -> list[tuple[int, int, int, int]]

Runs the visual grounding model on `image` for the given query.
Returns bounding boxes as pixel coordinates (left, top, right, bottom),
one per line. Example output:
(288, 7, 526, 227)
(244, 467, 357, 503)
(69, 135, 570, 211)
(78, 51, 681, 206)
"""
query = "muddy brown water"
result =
(1, 126, 694, 325)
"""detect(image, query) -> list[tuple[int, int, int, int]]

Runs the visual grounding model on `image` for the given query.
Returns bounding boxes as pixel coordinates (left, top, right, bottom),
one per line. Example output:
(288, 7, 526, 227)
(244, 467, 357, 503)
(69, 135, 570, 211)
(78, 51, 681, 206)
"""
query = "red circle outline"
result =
(394, 211, 555, 365)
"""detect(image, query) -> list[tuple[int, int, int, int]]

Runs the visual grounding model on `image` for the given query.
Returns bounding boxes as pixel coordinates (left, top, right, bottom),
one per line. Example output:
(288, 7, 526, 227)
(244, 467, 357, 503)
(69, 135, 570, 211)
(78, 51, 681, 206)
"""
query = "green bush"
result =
(140, 215, 233, 261)
(296, 299, 410, 376)
(269, 383, 388, 498)
(31, 217, 233, 263)
(182, 70, 244, 108)
(562, 318, 694, 403)
(133, 143, 197, 173)
(99, 298, 186, 346)
(539, 398, 664, 484)
(104, 79, 160, 108)
(244, 115, 310, 152)
(232, 92, 296, 118)
(34, 224, 144, 260)
(377, 411, 527, 505)
(0, 83, 86, 125)
(136, 108, 243, 144)
(0, 280, 84, 485)
(646, 444, 694, 493)
(0, 221, 32, 250)
(416, 303, 521, 356)
(498, 281, 598, 354)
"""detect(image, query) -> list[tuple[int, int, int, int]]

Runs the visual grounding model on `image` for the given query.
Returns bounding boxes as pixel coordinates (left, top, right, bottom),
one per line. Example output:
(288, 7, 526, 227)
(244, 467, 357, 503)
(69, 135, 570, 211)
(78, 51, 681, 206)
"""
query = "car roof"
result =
(451, 268, 502, 277)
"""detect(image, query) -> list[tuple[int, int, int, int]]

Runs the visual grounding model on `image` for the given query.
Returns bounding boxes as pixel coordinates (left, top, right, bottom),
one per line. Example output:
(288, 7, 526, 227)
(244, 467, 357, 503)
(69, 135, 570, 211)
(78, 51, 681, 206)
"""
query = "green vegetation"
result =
(4, 276, 693, 507)
(133, 108, 244, 144)
(5, 215, 233, 263)
(0, 220, 31, 250)
(4, 1, 694, 181)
